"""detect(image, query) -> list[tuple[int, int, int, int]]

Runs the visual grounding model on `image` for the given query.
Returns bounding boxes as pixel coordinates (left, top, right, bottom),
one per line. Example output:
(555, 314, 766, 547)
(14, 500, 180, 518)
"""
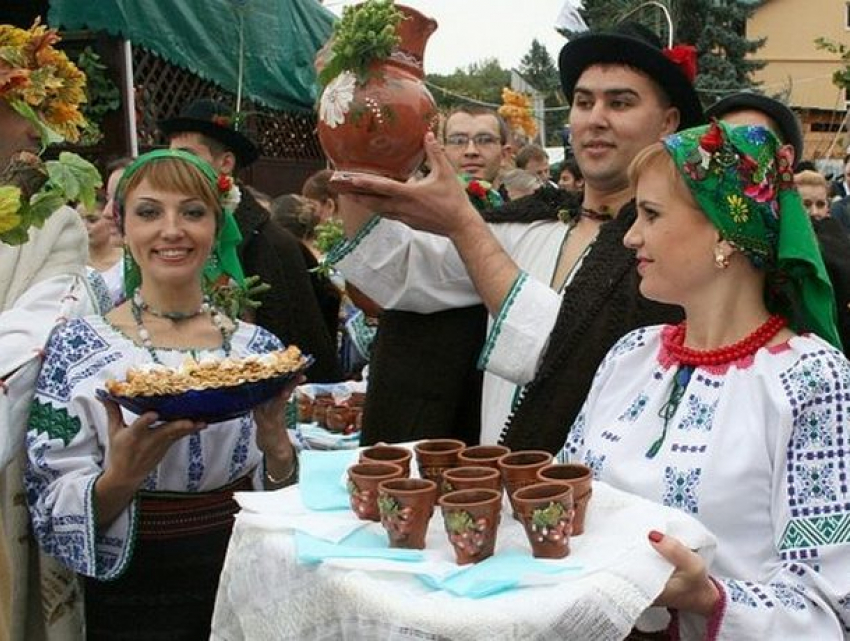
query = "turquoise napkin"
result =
(295, 530, 424, 564)
(418, 551, 581, 598)
(299, 449, 358, 511)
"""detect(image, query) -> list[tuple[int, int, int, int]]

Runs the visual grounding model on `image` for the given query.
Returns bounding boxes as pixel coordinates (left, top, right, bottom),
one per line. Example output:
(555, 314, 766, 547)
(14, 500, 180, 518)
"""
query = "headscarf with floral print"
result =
(116, 149, 245, 297)
(663, 120, 840, 349)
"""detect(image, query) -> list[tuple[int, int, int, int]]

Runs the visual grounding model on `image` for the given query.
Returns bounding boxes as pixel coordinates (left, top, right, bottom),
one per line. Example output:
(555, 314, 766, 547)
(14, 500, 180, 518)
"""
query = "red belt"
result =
(136, 475, 252, 540)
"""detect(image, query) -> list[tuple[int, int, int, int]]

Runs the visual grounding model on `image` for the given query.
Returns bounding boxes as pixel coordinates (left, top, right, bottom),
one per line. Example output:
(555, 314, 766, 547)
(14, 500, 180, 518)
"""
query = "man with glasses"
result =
(442, 105, 511, 183)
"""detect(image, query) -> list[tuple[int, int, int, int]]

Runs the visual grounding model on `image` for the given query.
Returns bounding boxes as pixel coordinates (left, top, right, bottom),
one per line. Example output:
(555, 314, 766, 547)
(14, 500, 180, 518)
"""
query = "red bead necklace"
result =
(663, 314, 787, 367)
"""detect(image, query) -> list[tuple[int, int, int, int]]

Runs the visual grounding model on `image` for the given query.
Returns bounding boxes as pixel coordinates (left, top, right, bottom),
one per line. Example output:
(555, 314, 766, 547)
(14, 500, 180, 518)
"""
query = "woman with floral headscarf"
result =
(25, 150, 302, 640)
(560, 121, 850, 638)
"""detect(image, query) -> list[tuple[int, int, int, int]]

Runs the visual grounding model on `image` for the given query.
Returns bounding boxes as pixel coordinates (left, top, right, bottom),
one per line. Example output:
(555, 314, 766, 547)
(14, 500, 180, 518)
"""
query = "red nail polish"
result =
(648, 530, 663, 543)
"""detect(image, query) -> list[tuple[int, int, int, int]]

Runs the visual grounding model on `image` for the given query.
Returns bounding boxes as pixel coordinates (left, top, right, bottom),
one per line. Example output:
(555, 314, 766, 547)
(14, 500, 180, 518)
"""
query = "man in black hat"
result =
(331, 22, 701, 451)
(706, 92, 850, 357)
(160, 99, 342, 382)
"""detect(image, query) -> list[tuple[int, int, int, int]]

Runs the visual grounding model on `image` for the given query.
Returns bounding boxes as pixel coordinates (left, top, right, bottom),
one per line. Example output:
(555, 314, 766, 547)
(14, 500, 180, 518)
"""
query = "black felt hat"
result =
(705, 92, 804, 162)
(558, 22, 704, 129)
(158, 99, 260, 168)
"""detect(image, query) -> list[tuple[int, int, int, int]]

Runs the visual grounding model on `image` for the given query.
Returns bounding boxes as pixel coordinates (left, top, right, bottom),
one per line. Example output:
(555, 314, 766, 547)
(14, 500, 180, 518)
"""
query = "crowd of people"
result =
(1, 13, 850, 641)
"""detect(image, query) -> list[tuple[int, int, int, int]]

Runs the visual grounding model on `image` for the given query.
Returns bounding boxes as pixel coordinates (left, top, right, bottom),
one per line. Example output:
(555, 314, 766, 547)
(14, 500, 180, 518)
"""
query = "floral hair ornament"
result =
(459, 174, 503, 212)
(662, 44, 697, 83)
(117, 149, 246, 303)
(663, 120, 841, 349)
(0, 20, 88, 146)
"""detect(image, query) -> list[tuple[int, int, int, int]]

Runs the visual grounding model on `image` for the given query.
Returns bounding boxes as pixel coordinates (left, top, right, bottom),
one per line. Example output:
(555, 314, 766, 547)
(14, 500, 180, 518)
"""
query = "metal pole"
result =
(122, 39, 139, 157)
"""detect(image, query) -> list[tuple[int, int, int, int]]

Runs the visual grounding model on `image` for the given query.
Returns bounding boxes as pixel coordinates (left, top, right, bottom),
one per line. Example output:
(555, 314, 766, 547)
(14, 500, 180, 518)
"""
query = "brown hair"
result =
(515, 144, 549, 169)
(117, 157, 222, 233)
(269, 194, 319, 240)
(445, 105, 510, 145)
(302, 169, 337, 203)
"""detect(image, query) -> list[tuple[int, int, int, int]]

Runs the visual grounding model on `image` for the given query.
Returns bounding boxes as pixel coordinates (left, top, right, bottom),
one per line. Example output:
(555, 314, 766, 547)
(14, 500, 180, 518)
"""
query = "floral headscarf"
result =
(116, 149, 245, 297)
(663, 120, 841, 349)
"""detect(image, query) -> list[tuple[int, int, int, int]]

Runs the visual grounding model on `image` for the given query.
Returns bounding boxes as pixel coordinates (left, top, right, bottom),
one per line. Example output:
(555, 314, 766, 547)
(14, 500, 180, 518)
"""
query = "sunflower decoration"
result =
(0, 20, 100, 245)
(498, 88, 538, 142)
(0, 19, 88, 144)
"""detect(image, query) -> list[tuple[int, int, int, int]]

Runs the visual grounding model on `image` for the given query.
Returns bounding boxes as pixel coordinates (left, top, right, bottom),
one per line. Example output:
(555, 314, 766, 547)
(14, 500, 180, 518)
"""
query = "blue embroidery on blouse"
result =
(560, 411, 586, 462)
(795, 461, 839, 504)
(726, 579, 759, 608)
(618, 393, 648, 422)
(186, 432, 204, 491)
(229, 414, 253, 481)
(662, 466, 702, 514)
(37, 319, 109, 402)
(246, 326, 284, 354)
(583, 450, 606, 478)
(769, 582, 807, 610)
(794, 407, 836, 450)
(676, 395, 717, 432)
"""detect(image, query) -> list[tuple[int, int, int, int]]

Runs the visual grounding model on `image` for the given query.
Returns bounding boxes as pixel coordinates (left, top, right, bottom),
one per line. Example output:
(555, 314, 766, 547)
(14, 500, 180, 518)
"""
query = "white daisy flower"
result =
(221, 183, 242, 212)
(320, 71, 357, 129)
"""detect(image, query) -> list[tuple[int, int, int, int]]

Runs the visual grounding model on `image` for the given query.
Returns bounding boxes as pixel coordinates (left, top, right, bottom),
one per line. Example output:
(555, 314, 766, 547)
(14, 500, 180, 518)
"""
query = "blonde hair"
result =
(628, 142, 697, 207)
(794, 169, 828, 191)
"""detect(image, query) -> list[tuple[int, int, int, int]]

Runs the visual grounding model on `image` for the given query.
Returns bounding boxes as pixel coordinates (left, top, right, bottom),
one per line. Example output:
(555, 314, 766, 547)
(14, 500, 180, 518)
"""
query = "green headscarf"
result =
(663, 121, 841, 349)
(117, 149, 245, 296)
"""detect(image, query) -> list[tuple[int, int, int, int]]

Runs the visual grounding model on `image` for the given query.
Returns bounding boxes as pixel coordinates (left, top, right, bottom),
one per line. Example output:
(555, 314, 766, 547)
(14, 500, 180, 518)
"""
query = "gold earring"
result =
(714, 250, 730, 269)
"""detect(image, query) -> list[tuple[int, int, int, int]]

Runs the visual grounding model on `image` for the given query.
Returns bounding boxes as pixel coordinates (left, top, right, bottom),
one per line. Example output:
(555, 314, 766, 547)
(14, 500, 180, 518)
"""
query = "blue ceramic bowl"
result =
(96, 366, 309, 425)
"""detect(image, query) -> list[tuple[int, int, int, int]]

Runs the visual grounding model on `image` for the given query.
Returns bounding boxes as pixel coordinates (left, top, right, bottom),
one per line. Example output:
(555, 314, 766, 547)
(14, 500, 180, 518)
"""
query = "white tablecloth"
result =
(211, 469, 715, 641)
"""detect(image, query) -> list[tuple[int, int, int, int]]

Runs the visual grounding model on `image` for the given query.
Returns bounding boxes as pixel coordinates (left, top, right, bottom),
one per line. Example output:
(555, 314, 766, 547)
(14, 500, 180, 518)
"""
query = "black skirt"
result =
(84, 476, 252, 641)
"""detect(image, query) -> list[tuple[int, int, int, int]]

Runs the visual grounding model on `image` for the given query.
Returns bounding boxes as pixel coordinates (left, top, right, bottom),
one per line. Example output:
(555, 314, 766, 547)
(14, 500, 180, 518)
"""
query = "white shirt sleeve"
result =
(476, 272, 562, 385)
(334, 217, 484, 312)
(0, 275, 95, 469)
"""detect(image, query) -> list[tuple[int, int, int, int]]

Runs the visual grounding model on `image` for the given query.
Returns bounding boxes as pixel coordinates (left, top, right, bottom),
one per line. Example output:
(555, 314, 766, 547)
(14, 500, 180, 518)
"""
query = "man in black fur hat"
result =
(331, 23, 702, 452)
(160, 99, 342, 382)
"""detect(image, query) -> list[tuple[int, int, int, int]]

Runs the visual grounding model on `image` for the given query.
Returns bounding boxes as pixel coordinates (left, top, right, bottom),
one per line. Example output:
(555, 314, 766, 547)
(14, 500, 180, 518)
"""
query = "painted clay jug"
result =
(317, 4, 438, 181)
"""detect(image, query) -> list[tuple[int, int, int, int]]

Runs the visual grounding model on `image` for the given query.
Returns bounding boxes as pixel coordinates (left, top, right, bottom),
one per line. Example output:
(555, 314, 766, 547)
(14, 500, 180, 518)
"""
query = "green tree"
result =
(578, 0, 766, 107)
(518, 39, 567, 146)
(426, 58, 510, 111)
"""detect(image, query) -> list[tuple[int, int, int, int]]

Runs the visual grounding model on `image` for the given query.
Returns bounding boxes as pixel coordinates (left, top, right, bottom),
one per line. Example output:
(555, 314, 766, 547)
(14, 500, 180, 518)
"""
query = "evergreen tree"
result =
(518, 39, 567, 146)
(426, 58, 510, 111)
(578, 0, 766, 108)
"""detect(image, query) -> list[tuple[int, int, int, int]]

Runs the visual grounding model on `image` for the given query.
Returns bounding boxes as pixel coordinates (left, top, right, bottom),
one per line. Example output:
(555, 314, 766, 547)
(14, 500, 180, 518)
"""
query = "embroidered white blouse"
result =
(560, 325, 850, 639)
(25, 316, 283, 580)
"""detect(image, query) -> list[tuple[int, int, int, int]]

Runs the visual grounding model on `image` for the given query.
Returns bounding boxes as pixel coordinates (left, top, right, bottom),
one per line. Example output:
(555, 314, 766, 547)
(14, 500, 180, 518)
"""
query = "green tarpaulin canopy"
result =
(48, 0, 335, 112)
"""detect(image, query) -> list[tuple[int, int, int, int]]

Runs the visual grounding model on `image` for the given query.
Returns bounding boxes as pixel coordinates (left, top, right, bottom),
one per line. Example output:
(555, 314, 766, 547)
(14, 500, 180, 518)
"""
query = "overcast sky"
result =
(324, 0, 571, 75)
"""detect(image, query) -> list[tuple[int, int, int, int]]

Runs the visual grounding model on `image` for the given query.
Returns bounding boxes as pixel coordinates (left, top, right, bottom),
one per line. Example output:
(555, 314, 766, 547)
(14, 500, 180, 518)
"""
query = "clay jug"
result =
(317, 4, 438, 181)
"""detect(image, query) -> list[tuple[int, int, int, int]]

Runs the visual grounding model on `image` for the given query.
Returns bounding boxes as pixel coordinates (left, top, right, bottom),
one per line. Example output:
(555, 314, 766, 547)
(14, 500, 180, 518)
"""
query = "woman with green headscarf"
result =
(24, 150, 302, 640)
(558, 122, 850, 638)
